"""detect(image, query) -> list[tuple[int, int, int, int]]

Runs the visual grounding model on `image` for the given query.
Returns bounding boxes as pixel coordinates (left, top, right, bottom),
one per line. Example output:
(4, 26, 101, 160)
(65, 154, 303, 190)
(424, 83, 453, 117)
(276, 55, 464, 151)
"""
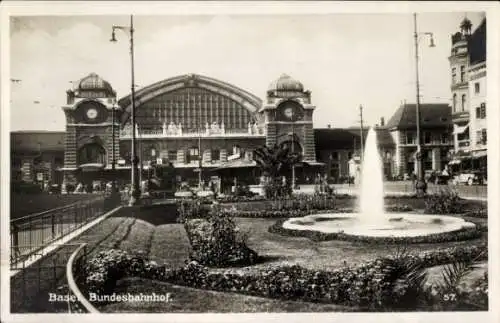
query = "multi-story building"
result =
(314, 121, 395, 182)
(11, 73, 458, 190)
(467, 18, 487, 163)
(385, 103, 453, 177)
(449, 18, 472, 151)
(39, 72, 324, 191)
(10, 131, 65, 186)
(449, 16, 487, 172)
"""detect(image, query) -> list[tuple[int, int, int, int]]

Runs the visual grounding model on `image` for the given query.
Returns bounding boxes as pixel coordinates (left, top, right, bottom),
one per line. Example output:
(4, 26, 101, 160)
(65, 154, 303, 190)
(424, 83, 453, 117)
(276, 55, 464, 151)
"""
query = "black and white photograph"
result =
(1, 1, 499, 321)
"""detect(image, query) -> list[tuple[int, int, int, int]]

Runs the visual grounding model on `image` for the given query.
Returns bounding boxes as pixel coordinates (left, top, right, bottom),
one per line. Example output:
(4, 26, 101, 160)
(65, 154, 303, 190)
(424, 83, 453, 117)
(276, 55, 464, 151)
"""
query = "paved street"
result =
(294, 181, 487, 200)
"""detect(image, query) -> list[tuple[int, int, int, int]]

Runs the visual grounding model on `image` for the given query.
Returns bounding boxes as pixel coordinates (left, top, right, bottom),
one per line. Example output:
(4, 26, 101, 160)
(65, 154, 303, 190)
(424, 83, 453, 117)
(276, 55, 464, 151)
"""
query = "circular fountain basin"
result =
(283, 213, 476, 238)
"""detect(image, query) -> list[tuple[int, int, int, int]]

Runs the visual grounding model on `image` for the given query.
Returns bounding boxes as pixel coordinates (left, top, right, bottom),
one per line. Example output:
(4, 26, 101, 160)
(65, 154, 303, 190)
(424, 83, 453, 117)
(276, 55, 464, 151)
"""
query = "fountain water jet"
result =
(359, 127, 386, 225)
(282, 127, 476, 239)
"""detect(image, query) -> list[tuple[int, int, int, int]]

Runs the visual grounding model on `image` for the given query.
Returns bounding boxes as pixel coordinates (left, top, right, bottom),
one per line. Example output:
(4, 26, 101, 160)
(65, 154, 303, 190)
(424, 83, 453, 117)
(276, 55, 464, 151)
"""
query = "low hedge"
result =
(268, 218, 486, 244)
(217, 205, 412, 219)
(83, 244, 487, 311)
(217, 195, 266, 203)
(463, 210, 488, 218)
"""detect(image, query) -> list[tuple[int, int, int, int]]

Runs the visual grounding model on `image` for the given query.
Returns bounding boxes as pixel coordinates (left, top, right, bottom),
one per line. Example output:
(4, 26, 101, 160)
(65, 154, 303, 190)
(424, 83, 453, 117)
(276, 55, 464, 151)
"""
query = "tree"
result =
(253, 144, 302, 198)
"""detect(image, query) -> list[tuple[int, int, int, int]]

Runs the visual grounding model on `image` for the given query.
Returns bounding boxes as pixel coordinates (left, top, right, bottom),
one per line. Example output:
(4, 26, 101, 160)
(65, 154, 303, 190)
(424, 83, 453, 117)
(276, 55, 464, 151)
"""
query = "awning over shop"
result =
(472, 150, 487, 159)
(211, 160, 257, 172)
(453, 124, 469, 135)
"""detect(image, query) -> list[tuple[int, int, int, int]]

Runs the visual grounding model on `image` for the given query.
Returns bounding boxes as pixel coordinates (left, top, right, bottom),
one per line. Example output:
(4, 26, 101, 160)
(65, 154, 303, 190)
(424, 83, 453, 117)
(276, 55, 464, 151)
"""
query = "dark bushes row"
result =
(82, 243, 487, 311)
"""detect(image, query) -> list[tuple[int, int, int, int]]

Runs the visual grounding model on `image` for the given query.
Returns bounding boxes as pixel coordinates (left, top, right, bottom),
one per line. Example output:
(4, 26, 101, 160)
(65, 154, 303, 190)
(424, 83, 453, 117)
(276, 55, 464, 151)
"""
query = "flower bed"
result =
(82, 244, 487, 311)
(268, 218, 486, 244)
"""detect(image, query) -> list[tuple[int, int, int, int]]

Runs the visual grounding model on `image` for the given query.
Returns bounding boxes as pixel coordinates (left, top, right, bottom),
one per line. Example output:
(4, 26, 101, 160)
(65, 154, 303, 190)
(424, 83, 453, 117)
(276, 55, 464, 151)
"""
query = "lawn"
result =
(98, 277, 355, 313)
(228, 216, 487, 273)
(76, 196, 487, 277)
(10, 193, 100, 219)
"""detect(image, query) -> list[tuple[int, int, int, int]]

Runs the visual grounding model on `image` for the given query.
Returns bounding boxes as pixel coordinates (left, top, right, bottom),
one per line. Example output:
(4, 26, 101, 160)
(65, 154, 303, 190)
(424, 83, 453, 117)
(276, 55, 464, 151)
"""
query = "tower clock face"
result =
(76, 101, 108, 123)
(86, 108, 98, 119)
(277, 101, 304, 122)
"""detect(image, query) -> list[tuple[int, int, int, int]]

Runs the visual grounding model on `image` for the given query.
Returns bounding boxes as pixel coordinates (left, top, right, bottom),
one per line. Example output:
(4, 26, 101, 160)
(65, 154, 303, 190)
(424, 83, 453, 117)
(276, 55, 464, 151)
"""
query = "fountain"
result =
(282, 127, 475, 238)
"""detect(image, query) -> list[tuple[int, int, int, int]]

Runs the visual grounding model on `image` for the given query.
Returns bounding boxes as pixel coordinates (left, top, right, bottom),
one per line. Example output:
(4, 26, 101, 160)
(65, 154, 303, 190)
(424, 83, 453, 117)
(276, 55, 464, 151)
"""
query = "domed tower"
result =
(260, 74, 317, 163)
(61, 73, 122, 189)
(449, 17, 472, 153)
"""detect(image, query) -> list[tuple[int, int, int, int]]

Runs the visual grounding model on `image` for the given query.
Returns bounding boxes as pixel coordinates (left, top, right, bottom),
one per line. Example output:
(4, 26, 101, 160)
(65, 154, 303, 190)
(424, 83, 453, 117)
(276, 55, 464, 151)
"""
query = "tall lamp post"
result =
(291, 124, 296, 189)
(198, 130, 203, 190)
(413, 13, 435, 197)
(111, 15, 140, 206)
(111, 105, 118, 197)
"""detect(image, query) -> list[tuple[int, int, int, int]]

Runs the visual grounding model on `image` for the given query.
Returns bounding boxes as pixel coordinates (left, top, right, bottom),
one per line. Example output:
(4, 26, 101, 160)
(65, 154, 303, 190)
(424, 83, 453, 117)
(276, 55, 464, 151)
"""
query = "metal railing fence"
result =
(10, 195, 115, 268)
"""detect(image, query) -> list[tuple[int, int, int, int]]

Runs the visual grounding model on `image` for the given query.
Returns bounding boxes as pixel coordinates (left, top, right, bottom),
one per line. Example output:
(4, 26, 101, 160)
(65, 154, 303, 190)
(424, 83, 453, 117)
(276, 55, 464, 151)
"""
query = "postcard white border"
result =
(1, 1, 499, 323)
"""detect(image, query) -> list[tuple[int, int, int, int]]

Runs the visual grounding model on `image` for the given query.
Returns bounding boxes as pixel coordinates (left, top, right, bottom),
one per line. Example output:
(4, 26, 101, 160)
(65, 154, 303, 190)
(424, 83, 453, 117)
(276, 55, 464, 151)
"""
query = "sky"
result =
(9, 11, 485, 131)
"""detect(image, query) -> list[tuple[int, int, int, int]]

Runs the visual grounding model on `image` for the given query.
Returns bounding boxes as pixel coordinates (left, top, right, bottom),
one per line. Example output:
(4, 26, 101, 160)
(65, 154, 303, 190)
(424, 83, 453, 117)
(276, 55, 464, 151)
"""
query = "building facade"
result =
(314, 122, 396, 182)
(449, 18, 472, 151)
(52, 73, 323, 190)
(10, 131, 65, 186)
(12, 73, 459, 190)
(467, 18, 487, 159)
(386, 103, 453, 177)
(449, 17, 487, 160)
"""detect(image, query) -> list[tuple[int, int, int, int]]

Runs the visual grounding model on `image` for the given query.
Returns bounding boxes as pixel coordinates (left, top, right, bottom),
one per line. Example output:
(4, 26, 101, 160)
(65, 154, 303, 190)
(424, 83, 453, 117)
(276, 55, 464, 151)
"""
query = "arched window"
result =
(78, 143, 106, 165)
(461, 94, 467, 111)
(452, 94, 457, 112)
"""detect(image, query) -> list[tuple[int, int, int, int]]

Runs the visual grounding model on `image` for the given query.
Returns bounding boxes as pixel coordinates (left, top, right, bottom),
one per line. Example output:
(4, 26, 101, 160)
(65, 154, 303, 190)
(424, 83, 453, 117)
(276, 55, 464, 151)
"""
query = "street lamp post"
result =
(111, 15, 140, 206)
(291, 124, 296, 189)
(111, 105, 118, 196)
(198, 131, 203, 190)
(413, 13, 435, 197)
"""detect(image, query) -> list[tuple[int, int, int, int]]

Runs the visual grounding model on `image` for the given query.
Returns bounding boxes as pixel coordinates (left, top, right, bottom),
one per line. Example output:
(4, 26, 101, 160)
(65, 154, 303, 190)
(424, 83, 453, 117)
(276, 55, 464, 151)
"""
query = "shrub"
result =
(269, 194, 336, 212)
(184, 211, 259, 267)
(386, 204, 413, 212)
(263, 179, 292, 199)
(424, 189, 463, 214)
(177, 199, 210, 223)
(83, 249, 131, 295)
(429, 252, 488, 311)
(216, 195, 266, 203)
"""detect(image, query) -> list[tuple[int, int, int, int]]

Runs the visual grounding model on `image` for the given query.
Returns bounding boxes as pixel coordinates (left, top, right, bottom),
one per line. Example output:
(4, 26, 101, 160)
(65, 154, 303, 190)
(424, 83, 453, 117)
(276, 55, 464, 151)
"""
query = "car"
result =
(425, 171, 451, 185)
(48, 184, 61, 194)
(451, 171, 485, 185)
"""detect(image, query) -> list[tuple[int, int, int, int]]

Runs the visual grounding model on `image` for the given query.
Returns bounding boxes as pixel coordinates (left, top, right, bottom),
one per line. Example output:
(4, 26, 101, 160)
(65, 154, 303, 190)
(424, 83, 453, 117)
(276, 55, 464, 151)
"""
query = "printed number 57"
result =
(443, 294, 456, 301)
